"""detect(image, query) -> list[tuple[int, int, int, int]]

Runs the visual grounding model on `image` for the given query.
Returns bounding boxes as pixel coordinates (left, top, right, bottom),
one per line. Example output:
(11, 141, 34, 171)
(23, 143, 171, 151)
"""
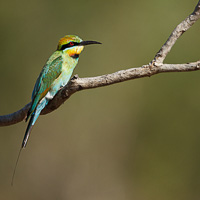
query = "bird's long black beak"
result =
(79, 40, 102, 46)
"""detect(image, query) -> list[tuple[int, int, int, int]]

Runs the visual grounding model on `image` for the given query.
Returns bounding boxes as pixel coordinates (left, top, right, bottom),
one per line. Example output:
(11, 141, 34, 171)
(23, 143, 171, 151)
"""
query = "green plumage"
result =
(12, 35, 101, 185)
(23, 35, 101, 147)
(27, 53, 63, 121)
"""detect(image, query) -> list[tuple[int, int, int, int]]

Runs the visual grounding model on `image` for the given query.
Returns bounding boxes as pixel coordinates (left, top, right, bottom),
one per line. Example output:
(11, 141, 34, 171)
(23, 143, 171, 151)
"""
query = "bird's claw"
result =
(71, 74, 79, 80)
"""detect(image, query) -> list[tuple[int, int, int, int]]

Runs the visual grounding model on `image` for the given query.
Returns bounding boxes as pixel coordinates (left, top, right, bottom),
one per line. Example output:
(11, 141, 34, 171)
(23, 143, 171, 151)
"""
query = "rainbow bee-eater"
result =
(23, 35, 101, 148)
(12, 35, 101, 185)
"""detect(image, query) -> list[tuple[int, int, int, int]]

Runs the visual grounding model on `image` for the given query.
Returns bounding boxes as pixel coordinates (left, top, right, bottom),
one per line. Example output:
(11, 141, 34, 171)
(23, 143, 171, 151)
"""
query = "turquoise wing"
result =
(26, 55, 63, 121)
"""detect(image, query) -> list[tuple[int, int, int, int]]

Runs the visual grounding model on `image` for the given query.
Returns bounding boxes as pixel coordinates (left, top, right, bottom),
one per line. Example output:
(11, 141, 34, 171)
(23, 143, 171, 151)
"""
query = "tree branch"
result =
(152, 0, 200, 64)
(0, 1, 200, 126)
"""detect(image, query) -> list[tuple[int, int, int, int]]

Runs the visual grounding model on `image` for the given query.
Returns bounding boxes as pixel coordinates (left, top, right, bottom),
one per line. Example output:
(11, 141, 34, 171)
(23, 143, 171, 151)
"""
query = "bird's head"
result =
(57, 35, 101, 58)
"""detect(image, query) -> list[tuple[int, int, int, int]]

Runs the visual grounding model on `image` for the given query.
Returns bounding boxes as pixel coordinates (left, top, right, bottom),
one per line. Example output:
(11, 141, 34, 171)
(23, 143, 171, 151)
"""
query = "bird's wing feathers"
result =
(26, 54, 63, 120)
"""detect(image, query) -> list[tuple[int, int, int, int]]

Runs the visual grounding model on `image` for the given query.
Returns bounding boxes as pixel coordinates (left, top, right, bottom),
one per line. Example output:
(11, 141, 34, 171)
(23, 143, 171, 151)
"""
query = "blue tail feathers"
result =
(22, 98, 48, 148)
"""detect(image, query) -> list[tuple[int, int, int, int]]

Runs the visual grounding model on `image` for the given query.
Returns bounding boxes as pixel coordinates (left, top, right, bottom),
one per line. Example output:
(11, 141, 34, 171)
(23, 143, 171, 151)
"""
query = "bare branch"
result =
(1, 61, 199, 126)
(152, 0, 200, 64)
(43, 61, 200, 114)
(0, 103, 30, 126)
(0, 1, 200, 127)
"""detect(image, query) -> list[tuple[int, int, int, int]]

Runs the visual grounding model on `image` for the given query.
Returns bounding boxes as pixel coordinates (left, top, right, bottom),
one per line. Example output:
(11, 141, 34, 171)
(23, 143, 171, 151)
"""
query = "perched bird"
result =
(23, 35, 101, 148)
(12, 35, 101, 185)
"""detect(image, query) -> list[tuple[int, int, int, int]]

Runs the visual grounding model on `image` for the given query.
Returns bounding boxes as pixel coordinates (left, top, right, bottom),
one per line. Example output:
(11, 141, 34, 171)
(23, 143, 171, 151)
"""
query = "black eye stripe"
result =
(60, 42, 79, 50)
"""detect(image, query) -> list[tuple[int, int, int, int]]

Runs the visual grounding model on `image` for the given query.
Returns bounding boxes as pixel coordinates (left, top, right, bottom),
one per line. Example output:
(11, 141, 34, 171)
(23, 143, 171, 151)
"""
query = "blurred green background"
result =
(0, 0, 200, 199)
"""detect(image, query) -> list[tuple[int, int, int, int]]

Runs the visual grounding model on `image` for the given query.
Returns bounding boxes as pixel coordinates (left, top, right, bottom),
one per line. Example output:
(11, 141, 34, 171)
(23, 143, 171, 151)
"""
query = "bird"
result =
(11, 35, 101, 185)
(24, 35, 101, 148)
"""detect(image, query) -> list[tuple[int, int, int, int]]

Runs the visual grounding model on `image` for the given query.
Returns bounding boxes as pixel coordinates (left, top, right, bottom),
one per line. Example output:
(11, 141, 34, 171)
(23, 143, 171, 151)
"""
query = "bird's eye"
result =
(59, 41, 77, 50)
(69, 42, 74, 46)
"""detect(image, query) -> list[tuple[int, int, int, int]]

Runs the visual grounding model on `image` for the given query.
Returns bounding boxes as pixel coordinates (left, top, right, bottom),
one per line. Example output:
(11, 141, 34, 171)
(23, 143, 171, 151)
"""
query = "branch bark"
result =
(0, 1, 200, 126)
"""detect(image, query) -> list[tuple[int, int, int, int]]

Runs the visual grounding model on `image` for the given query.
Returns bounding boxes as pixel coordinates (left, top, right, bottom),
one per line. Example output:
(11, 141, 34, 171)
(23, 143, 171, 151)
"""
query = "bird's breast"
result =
(45, 53, 79, 99)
